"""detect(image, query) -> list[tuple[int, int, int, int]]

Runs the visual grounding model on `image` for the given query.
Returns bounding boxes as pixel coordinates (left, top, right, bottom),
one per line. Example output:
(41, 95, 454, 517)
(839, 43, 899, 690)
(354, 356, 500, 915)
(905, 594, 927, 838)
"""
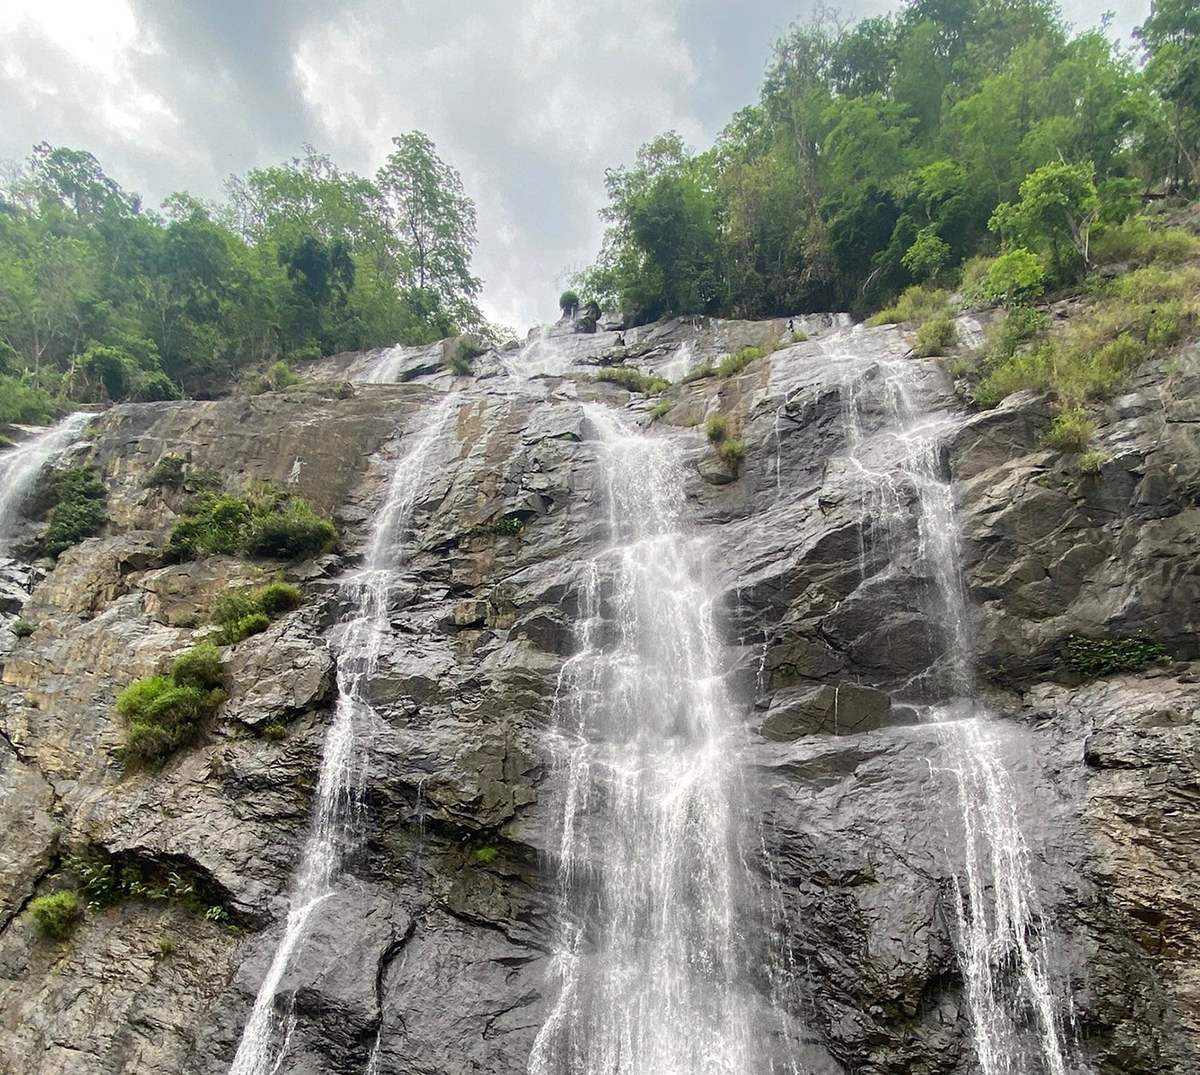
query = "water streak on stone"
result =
(229, 394, 458, 1075)
(836, 337, 1076, 1075)
(529, 403, 757, 1074)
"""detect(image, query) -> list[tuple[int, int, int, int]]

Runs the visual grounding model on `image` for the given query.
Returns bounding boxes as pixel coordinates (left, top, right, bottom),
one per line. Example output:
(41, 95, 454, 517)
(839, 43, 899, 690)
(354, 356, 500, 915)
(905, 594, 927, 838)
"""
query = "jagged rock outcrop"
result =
(0, 313, 1196, 1074)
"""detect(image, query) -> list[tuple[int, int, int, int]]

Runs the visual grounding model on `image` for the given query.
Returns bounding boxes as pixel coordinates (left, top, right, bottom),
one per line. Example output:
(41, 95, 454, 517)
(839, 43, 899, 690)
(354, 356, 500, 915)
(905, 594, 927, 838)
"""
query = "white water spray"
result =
(229, 394, 458, 1075)
(836, 338, 1076, 1075)
(0, 412, 92, 554)
(528, 404, 757, 1075)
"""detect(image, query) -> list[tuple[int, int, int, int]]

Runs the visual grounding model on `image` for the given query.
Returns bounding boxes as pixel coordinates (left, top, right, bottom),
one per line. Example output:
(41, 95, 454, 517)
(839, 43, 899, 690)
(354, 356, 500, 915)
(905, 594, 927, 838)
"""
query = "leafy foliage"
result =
(980, 249, 1048, 306)
(1065, 634, 1169, 679)
(0, 136, 483, 409)
(67, 847, 233, 924)
(570, 3, 1192, 321)
(43, 466, 107, 557)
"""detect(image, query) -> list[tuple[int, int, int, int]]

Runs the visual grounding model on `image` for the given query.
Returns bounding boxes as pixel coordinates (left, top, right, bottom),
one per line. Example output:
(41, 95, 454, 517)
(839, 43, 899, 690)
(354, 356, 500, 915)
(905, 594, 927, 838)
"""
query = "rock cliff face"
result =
(0, 314, 1196, 1074)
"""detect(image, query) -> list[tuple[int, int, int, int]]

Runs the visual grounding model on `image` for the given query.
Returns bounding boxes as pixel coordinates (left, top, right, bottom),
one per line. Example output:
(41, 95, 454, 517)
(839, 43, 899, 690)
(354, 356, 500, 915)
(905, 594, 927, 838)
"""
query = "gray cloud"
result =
(1, 0, 1151, 330)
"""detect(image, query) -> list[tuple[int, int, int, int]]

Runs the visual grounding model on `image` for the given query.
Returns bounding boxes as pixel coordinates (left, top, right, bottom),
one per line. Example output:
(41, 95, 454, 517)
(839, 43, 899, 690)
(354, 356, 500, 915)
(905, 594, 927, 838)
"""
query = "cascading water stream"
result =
(528, 404, 757, 1075)
(229, 394, 458, 1075)
(0, 412, 92, 553)
(837, 342, 1076, 1075)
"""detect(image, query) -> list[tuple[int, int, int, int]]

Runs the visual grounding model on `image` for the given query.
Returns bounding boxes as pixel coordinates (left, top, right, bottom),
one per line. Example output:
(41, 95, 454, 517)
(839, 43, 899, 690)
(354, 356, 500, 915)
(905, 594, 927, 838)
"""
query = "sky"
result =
(0, 0, 1151, 332)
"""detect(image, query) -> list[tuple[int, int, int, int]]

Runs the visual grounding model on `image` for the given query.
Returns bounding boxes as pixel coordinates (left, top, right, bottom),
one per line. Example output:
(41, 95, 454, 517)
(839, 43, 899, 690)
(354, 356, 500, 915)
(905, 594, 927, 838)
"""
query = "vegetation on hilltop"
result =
(569, 0, 1200, 325)
(0, 134, 486, 422)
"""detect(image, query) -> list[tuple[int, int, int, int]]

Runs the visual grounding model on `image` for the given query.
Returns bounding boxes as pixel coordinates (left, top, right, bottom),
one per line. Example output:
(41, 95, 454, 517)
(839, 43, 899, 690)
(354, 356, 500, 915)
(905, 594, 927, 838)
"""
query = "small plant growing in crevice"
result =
(68, 847, 235, 926)
(680, 363, 715, 384)
(472, 845, 499, 865)
(11, 618, 34, 638)
(261, 722, 288, 742)
(1064, 634, 1169, 679)
(144, 453, 188, 490)
(116, 642, 226, 763)
(445, 335, 487, 377)
(705, 414, 730, 443)
(212, 579, 302, 644)
(1043, 408, 1095, 453)
(485, 515, 525, 537)
(717, 341, 779, 378)
(1077, 449, 1108, 476)
(718, 438, 747, 467)
(29, 891, 82, 940)
(649, 400, 673, 420)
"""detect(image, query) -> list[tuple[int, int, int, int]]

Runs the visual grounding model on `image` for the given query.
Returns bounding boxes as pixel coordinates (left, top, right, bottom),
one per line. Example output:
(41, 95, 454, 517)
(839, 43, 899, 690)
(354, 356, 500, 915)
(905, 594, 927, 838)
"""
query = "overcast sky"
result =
(1, 0, 1150, 331)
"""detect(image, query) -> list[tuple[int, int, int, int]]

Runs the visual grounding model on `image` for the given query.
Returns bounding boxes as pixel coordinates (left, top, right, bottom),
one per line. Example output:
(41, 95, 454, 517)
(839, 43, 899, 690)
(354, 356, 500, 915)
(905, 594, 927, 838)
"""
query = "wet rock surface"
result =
(0, 316, 1195, 1074)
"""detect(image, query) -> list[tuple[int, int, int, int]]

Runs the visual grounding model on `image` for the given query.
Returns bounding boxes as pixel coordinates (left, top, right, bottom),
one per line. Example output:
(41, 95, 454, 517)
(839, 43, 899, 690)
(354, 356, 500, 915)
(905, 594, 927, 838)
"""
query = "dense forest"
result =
(0, 133, 485, 423)
(571, 0, 1200, 323)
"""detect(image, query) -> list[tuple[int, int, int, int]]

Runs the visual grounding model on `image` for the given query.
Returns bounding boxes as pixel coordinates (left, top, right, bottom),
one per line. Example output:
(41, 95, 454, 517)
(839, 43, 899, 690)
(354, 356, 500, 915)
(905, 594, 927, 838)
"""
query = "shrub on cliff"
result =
(246, 501, 337, 559)
(43, 466, 107, 558)
(915, 316, 957, 357)
(593, 368, 670, 394)
(29, 891, 82, 940)
(867, 286, 951, 327)
(212, 580, 302, 644)
(1043, 408, 1095, 452)
(116, 644, 226, 763)
(165, 486, 336, 563)
(975, 265, 1200, 407)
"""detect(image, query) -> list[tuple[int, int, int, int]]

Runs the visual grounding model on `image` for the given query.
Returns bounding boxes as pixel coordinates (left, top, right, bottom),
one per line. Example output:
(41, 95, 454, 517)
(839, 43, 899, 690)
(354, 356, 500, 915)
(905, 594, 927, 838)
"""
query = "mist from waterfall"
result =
(528, 403, 758, 1075)
(229, 394, 458, 1075)
(838, 341, 1077, 1075)
(0, 412, 92, 554)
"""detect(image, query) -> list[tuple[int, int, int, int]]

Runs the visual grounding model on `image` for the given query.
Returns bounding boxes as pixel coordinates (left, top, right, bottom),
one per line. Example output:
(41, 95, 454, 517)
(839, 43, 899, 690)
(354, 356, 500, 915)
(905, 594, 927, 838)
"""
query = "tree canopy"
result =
(572, 0, 1198, 322)
(0, 134, 483, 420)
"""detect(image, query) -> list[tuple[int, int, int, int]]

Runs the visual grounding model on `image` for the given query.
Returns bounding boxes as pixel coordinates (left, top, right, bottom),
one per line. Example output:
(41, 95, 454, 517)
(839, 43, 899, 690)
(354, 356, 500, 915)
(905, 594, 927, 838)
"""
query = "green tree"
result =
(1137, 0, 1200, 189)
(989, 161, 1100, 280)
(377, 132, 483, 332)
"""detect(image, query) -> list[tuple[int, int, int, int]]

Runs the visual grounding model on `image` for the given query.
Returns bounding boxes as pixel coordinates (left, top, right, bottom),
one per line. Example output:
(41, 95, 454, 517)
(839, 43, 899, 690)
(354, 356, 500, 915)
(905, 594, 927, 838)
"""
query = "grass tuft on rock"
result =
(29, 891, 82, 940)
(594, 367, 670, 394)
(165, 485, 336, 563)
(1043, 408, 1095, 453)
(212, 580, 303, 644)
(116, 645, 226, 763)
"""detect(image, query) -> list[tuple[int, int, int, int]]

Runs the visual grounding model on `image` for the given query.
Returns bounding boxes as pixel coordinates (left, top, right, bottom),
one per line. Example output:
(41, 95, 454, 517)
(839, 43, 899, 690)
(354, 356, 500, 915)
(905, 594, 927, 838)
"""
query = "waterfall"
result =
(0, 412, 92, 554)
(528, 403, 757, 1075)
(229, 393, 458, 1075)
(837, 344, 1076, 1074)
